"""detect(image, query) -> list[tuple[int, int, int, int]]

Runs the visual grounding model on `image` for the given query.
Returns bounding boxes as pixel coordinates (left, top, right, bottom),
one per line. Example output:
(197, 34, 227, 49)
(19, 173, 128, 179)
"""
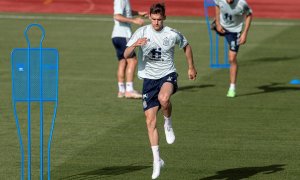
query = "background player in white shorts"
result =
(124, 3, 197, 179)
(112, 0, 147, 98)
(214, 0, 252, 97)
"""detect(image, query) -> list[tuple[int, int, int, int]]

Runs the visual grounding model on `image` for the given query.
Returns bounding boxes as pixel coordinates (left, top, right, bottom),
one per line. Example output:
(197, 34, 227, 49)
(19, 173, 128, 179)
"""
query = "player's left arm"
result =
(239, 11, 253, 45)
(183, 44, 197, 80)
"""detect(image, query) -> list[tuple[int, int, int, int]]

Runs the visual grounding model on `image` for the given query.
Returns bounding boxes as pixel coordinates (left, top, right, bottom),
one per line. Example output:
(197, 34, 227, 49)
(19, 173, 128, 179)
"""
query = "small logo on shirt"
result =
(163, 37, 170, 46)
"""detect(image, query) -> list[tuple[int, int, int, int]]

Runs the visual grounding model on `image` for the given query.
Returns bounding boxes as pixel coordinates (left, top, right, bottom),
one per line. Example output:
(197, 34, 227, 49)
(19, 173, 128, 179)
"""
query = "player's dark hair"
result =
(150, 3, 166, 17)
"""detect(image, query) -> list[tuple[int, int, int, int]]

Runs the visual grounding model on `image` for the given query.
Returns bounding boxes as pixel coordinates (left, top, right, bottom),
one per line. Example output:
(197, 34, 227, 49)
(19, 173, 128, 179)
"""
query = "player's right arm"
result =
(124, 38, 147, 59)
(124, 27, 147, 58)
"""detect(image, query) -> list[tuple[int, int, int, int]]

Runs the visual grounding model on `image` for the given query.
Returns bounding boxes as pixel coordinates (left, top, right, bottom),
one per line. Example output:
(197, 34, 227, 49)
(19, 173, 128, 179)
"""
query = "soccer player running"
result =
(214, 0, 252, 97)
(112, 0, 147, 98)
(124, 3, 197, 179)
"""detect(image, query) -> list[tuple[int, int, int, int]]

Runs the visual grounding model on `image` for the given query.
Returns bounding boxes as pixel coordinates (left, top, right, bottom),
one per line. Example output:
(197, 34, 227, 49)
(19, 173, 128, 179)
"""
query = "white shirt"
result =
(112, 0, 133, 38)
(127, 25, 188, 80)
(214, 0, 252, 32)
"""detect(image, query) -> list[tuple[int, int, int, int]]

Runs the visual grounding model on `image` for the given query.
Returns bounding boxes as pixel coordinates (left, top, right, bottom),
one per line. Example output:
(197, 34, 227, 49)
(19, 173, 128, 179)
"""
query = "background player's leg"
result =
(229, 50, 238, 84)
(125, 57, 137, 85)
(227, 50, 238, 97)
(125, 57, 142, 98)
(117, 59, 126, 98)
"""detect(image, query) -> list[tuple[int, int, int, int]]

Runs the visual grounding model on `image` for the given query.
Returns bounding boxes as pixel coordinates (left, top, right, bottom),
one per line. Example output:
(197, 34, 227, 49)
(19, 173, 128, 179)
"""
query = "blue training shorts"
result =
(211, 20, 241, 52)
(112, 37, 136, 60)
(224, 31, 241, 52)
(142, 72, 178, 111)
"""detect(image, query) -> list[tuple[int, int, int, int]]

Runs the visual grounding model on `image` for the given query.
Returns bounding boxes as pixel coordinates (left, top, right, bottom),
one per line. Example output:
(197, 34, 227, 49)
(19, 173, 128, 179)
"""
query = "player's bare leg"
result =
(227, 50, 238, 97)
(145, 107, 159, 146)
(158, 82, 175, 144)
(145, 107, 164, 179)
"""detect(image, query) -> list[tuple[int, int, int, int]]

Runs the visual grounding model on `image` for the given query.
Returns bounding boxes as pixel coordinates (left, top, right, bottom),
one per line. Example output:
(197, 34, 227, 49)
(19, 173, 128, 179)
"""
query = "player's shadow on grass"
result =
(199, 164, 285, 180)
(239, 83, 300, 97)
(178, 84, 215, 92)
(63, 165, 151, 179)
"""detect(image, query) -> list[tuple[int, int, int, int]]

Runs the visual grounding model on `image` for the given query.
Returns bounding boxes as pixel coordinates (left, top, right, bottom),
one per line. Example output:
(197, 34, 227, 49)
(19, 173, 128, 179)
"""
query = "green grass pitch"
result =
(0, 13, 300, 179)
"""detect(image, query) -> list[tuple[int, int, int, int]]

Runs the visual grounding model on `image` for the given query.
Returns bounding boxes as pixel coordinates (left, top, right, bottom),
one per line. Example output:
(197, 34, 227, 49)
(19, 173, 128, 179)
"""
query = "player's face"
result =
(150, 13, 165, 31)
(226, 0, 234, 4)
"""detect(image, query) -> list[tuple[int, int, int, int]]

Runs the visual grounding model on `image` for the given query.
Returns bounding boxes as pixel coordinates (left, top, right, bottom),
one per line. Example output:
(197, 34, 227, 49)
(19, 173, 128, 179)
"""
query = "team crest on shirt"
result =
(163, 37, 170, 46)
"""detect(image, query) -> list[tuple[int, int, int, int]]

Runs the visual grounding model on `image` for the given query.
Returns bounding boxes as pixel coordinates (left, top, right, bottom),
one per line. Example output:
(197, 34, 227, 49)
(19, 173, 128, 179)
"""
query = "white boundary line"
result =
(0, 14, 300, 26)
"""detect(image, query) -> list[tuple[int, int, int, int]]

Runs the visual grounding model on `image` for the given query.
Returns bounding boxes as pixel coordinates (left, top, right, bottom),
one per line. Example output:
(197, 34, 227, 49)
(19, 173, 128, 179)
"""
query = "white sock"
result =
(126, 82, 134, 92)
(118, 82, 125, 93)
(229, 83, 235, 91)
(164, 116, 172, 127)
(151, 145, 160, 162)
